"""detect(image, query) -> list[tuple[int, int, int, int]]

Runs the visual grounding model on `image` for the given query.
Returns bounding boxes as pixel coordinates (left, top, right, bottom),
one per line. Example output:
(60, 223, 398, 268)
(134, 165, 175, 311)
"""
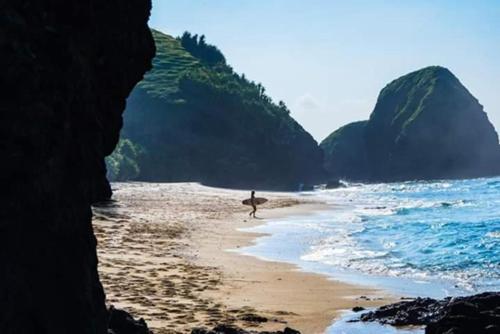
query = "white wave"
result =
(267, 177, 500, 295)
(486, 231, 500, 239)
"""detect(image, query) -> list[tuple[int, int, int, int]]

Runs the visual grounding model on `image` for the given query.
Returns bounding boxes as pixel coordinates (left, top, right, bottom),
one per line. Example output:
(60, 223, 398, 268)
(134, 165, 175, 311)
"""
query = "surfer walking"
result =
(249, 190, 257, 218)
(242, 191, 266, 218)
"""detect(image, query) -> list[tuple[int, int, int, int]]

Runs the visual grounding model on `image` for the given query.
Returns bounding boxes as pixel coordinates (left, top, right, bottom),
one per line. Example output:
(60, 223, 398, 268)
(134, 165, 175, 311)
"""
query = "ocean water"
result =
(237, 177, 500, 332)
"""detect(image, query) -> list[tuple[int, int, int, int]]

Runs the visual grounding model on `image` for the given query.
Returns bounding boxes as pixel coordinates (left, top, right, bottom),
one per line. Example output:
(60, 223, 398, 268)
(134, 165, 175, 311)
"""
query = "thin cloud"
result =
(295, 93, 321, 112)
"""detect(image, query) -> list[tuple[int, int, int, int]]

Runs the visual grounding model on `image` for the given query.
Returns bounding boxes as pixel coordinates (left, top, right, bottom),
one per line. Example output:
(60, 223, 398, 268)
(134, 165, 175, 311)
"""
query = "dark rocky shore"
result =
(360, 292, 500, 334)
(108, 307, 302, 334)
(109, 292, 500, 333)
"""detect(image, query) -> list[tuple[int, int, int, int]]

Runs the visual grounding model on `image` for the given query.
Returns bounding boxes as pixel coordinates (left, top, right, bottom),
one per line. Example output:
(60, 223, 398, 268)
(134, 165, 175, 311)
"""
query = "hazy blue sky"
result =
(150, 0, 500, 142)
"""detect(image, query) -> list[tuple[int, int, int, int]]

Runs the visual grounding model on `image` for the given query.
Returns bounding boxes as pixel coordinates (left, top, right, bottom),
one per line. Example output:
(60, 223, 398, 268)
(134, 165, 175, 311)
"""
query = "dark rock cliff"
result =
(320, 120, 369, 181)
(0, 1, 155, 334)
(321, 66, 500, 182)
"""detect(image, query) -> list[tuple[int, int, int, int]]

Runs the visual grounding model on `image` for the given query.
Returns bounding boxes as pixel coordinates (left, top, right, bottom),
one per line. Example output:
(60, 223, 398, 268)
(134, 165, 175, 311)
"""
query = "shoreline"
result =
(189, 202, 397, 333)
(94, 182, 396, 333)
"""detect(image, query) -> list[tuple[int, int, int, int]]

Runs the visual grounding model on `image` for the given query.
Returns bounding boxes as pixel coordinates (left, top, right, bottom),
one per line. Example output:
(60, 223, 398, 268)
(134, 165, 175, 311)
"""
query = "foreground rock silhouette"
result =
(108, 307, 152, 334)
(360, 292, 500, 334)
(0, 1, 154, 333)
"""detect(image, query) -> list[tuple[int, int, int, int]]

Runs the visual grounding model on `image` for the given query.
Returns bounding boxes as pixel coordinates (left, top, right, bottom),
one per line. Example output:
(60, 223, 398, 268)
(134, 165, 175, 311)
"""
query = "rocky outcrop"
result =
(425, 293, 500, 334)
(361, 297, 449, 326)
(0, 1, 154, 334)
(321, 66, 500, 182)
(108, 307, 153, 334)
(360, 292, 500, 334)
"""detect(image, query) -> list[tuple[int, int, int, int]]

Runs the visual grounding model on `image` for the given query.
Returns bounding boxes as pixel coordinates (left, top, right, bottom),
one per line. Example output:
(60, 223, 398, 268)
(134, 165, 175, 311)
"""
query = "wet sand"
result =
(93, 182, 394, 334)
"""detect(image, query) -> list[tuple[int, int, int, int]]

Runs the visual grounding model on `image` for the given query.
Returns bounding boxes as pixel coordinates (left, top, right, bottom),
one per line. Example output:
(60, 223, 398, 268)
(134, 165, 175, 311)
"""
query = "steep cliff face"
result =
(0, 1, 154, 334)
(119, 30, 324, 190)
(321, 66, 500, 181)
(365, 66, 500, 181)
(320, 121, 368, 181)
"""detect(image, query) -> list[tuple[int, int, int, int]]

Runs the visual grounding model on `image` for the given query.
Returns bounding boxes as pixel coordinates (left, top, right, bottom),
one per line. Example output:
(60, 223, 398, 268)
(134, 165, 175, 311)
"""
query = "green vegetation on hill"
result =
(116, 29, 324, 189)
(321, 66, 500, 181)
(135, 30, 201, 99)
(106, 139, 144, 181)
(179, 32, 226, 65)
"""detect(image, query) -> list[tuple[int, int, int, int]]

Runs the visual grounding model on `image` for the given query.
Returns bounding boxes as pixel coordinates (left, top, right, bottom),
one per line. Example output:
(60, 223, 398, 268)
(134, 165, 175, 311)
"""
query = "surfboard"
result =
(242, 197, 268, 206)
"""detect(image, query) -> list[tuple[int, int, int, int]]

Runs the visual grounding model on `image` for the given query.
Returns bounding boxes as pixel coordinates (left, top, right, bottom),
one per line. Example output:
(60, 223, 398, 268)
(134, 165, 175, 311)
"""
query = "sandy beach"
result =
(93, 182, 395, 334)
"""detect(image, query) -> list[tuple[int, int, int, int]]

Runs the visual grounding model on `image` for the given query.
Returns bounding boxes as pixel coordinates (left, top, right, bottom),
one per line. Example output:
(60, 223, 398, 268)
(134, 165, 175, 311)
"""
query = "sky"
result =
(149, 0, 500, 142)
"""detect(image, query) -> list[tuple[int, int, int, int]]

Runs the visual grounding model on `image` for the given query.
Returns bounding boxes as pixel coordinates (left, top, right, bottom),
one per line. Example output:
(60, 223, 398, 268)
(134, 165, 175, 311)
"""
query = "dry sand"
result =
(93, 182, 395, 334)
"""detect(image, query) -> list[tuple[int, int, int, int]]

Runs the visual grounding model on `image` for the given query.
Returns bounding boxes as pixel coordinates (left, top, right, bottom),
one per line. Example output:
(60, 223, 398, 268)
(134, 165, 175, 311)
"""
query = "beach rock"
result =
(238, 313, 268, 323)
(282, 328, 301, 334)
(108, 307, 152, 334)
(361, 292, 500, 333)
(0, 1, 154, 334)
(352, 306, 365, 312)
(191, 325, 301, 334)
(321, 66, 500, 182)
(361, 297, 443, 326)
